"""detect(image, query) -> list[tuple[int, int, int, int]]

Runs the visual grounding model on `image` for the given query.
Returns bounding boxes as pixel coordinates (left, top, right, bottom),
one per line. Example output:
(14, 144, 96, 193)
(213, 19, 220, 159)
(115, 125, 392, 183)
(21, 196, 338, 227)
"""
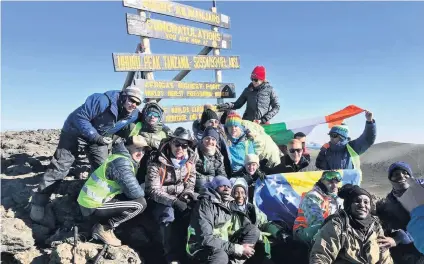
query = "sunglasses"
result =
(128, 97, 141, 106)
(251, 78, 259, 82)
(330, 133, 340, 139)
(148, 112, 160, 118)
(289, 148, 302, 154)
(322, 171, 342, 182)
(173, 141, 189, 149)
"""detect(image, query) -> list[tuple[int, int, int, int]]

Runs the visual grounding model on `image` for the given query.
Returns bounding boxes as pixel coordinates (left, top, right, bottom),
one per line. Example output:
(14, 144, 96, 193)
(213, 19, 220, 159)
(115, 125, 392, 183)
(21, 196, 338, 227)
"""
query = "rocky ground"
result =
(1, 129, 423, 263)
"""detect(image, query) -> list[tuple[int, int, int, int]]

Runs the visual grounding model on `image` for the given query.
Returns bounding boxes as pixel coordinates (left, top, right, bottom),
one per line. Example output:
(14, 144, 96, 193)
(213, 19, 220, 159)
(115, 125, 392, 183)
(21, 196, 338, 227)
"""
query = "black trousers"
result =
(91, 195, 147, 229)
(32, 130, 108, 206)
(192, 223, 260, 264)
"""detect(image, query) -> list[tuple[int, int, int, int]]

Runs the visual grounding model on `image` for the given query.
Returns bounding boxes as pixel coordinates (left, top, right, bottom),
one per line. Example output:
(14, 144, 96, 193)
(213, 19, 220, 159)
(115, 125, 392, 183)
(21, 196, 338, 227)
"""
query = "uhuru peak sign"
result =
(117, 0, 238, 123)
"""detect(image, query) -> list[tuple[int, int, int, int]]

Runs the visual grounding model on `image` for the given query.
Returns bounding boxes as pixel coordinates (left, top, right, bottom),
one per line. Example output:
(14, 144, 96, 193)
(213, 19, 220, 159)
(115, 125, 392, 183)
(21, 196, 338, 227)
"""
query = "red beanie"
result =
(251, 66, 266, 80)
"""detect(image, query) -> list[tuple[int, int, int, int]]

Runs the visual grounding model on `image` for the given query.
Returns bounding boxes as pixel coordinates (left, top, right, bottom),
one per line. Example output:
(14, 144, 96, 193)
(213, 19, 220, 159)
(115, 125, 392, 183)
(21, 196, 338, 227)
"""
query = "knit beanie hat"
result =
(201, 109, 219, 127)
(245, 154, 259, 166)
(225, 111, 242, 128)
(202, 126, 220, 141)
(251, 66, 266, 81)
(388, 161, 413, 180)
(338, 184, 372, 211)
(329, 124, 349, 139)
(209, 176, 232, 190)
(123, 86, 143, 103)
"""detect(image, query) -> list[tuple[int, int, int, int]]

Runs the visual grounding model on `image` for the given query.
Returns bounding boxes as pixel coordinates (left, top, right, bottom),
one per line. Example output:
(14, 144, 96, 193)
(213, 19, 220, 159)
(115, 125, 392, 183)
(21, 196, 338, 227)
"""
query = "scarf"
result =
(171, 153, 188, 169)
(348, 213, 374, 237)
(329, 139, 349, 152)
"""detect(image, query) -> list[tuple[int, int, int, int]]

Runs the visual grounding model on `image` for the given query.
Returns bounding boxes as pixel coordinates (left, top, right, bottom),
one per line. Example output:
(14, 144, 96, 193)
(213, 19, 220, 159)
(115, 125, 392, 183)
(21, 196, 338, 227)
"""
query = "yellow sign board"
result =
(126, 14, 232, 49)
(112, 53, 240, 72)
(123, 0, 230, 28)
(162, 104, 218, 123)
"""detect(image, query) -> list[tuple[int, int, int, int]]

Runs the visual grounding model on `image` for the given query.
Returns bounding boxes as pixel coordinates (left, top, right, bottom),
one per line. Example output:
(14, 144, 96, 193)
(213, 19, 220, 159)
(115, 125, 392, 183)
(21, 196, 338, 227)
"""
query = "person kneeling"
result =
(187, 176, 260, 264)
(77, 135, 148, 246)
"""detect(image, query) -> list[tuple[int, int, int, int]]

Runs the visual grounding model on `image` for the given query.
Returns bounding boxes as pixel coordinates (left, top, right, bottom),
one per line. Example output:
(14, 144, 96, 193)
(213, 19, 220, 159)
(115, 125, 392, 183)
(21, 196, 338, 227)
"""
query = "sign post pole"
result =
(138, 9, 155, 103)
(211, 1, 223, 106)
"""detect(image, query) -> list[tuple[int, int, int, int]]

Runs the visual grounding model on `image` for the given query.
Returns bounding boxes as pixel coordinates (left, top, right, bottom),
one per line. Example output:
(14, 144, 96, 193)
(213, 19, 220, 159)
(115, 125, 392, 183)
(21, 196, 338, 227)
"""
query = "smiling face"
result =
(205, 119, 219, 128)
(390, 169, 411, 189)
(147, 111, 160, 125)
(233, 186, 246, 206)
(288, 140, 303, 164)
(202, 136, 217, 153)
(124, 96, 140, 113)
(227, 125, 241, 138)
(170, 139, 188, 159)
(251, 78, 264, 88)
(127, 145, 145, 163)
(245, 162, 258, 175)
(350, 195, 371, 219)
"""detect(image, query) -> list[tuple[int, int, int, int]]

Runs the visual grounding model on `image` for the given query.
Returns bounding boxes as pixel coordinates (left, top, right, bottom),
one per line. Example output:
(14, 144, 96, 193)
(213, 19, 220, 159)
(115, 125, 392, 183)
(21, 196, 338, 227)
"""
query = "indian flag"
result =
(263, 105, 365, 146)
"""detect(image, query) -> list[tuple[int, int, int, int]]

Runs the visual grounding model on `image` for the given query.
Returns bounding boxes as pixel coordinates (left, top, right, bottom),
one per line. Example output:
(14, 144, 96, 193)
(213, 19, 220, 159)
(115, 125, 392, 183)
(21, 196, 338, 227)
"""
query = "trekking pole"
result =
(93, 244, 108, 264)
(72, 226, 78, 264)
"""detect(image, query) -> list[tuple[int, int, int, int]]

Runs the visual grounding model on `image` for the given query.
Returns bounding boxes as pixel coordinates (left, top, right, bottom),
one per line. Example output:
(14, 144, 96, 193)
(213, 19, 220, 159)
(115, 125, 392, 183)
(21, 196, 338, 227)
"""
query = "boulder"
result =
(1, 217, 35, 253)
(49, 242, 142, 264)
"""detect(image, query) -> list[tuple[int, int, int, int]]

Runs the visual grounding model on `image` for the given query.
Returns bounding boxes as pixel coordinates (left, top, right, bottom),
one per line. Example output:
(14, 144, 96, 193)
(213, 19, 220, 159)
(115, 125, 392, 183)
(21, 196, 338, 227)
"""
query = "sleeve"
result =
(407, 205, 424, 254)
(349, 120, 376, 155)
(184, 157, 198, 194)
(107, 157, 144, 199)
(315, 144, 330, 170)
(261, 88, 280, 123)
(145, 160, 177, 207)
(190, 199, 236, 255)
(74, 93, 110, 142)
(309, 219, 343, 264)
(216, 154, 227, 176)
(231, 88, 248, 110)
(375, 223, 395, 264)
(301, 193, 326, 236)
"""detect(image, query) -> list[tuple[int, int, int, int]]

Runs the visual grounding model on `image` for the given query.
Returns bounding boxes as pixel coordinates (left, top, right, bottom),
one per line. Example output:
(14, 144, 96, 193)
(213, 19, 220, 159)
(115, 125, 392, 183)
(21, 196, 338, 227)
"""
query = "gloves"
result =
(94, 135, 113, 145)
(172, 200, 188, 212)
(217, 103, 232, 111)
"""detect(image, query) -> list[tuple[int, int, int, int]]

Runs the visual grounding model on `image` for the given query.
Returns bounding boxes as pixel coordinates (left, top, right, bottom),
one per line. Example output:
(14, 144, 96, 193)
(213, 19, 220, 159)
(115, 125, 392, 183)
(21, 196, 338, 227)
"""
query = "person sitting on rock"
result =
(193, 105, 232, 176)
(187, 176, 260, 264)
(30, 86, 142, 222)
(262, 139, 309, 175)
(217, 65, 280, 124)
(224, 111, 257, 173)
(194, 127, 227, 192)
(231, 154, 266, 203)
(310, 184, 394, 264)
(145, 127, 198, 263)
(77, 135, 149, 246)
(293, 170, 343, 247)
(315, 111, 376, 170)
(376, 162, 424, 263)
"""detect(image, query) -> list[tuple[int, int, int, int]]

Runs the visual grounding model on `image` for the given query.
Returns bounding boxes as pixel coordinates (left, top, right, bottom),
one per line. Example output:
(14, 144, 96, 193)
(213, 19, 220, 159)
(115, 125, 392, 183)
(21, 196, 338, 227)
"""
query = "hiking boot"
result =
(30, 205, 45, 222)
(92, 223, 121, 247)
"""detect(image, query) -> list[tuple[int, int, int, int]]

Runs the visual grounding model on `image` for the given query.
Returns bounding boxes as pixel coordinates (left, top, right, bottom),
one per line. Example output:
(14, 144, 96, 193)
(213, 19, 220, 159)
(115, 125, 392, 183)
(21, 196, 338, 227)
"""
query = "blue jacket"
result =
(315, 120, 376, 170)
(408, 205, 424, 255)
(62, 90, 138, 142)
(227, 133, 255, 173)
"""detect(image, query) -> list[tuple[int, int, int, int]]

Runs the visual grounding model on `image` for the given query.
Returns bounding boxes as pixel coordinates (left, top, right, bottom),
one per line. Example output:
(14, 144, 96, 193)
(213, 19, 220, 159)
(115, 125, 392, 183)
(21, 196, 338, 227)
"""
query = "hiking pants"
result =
(31, 130, 108, 206)
(192, 223, 261, 264)
(91, 195, 147, 228)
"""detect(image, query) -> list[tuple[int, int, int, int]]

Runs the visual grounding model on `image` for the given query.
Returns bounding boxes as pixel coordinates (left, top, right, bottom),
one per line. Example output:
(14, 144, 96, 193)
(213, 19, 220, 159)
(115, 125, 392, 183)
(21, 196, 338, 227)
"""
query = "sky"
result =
(2, 1, 424, 144)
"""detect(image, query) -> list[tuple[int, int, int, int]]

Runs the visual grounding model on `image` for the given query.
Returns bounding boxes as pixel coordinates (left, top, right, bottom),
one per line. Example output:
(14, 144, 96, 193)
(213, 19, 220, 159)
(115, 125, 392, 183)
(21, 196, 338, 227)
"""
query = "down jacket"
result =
(63, 90, 138, 143)
(230, 82, 280, 123)
(187, 186, 253, 256)
(79, 142, 144, 216)
(310, 210, 393, 264)
(145, 140, 198, 207)
(315, 120, 376, 170)
(194, 147, 226, 184)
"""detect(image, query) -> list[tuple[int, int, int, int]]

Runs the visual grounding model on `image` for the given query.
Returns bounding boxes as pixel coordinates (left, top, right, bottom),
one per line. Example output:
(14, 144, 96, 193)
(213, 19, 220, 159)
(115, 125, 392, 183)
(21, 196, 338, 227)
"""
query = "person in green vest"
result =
(187, 176, 260, 264)
(316, 111, 376, 170)
(77, 135, 149, 246)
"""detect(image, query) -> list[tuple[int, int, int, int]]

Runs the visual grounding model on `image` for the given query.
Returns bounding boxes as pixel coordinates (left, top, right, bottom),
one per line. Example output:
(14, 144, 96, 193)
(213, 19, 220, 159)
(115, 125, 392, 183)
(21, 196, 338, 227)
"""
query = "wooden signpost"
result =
(117, 0, 238, 123)
(126, 14, 232, 49)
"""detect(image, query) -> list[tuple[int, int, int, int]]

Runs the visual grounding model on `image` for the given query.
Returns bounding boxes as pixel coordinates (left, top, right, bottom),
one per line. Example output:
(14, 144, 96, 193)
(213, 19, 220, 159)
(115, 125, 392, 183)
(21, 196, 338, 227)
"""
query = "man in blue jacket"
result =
(315, 111, 376, 170)
(30, 86, 142, 222)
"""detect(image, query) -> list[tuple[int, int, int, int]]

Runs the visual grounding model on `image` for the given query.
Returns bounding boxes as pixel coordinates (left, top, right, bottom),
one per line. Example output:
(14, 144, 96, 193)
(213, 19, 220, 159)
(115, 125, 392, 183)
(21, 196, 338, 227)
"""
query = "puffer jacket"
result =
(310, 210, 394, 264)
(63, 90, 138, 142)
(187, 186, 252, 256)
(195, 147, 226, 181)
(145, 140, 198, 207)
(241, 120, 282, 169)
(408, 205, 424, 255)
(226, 133, 256, 173)
(316, 120, 376, 170)
(293, 183, 341, 246)
(230, 82, 280, 123)
(376, 179, 424, 264)
(79, 142, 144, 216)
(193, 121, 232, 176)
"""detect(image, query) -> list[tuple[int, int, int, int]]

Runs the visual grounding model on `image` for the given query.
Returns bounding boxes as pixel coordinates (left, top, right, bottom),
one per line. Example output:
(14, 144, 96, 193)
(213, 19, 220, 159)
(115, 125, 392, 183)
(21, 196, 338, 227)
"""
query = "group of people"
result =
(28, 66, 424, 264)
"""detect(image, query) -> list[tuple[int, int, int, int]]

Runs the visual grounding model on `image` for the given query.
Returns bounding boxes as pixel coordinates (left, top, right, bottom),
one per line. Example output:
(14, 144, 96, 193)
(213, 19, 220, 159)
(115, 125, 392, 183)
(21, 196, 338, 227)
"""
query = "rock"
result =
(32, 224, 52, 245)
(14, 248, 48, 264)
(10, 180, 32, 206)
(5, 208, 15, 218)
(1, 196, 16, 208)
(52, 195, 82, 228)
(49, 242, 142, 264)
(1, 217, 34, 253)
(6, 163, 33, 175)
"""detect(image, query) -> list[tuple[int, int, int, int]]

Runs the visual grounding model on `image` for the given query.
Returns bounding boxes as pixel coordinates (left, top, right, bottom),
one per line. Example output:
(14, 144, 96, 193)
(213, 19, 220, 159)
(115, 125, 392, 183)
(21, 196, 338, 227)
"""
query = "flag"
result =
(253, 169, 362, 229)
(262, 105, 365, 146)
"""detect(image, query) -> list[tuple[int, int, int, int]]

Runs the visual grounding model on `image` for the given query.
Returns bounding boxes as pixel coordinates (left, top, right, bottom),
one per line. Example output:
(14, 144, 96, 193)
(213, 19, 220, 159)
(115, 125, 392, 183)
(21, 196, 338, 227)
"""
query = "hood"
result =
(140, 102, 165, 132)
(230, 177, 248, 208)
(198, 185, 226, 205)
